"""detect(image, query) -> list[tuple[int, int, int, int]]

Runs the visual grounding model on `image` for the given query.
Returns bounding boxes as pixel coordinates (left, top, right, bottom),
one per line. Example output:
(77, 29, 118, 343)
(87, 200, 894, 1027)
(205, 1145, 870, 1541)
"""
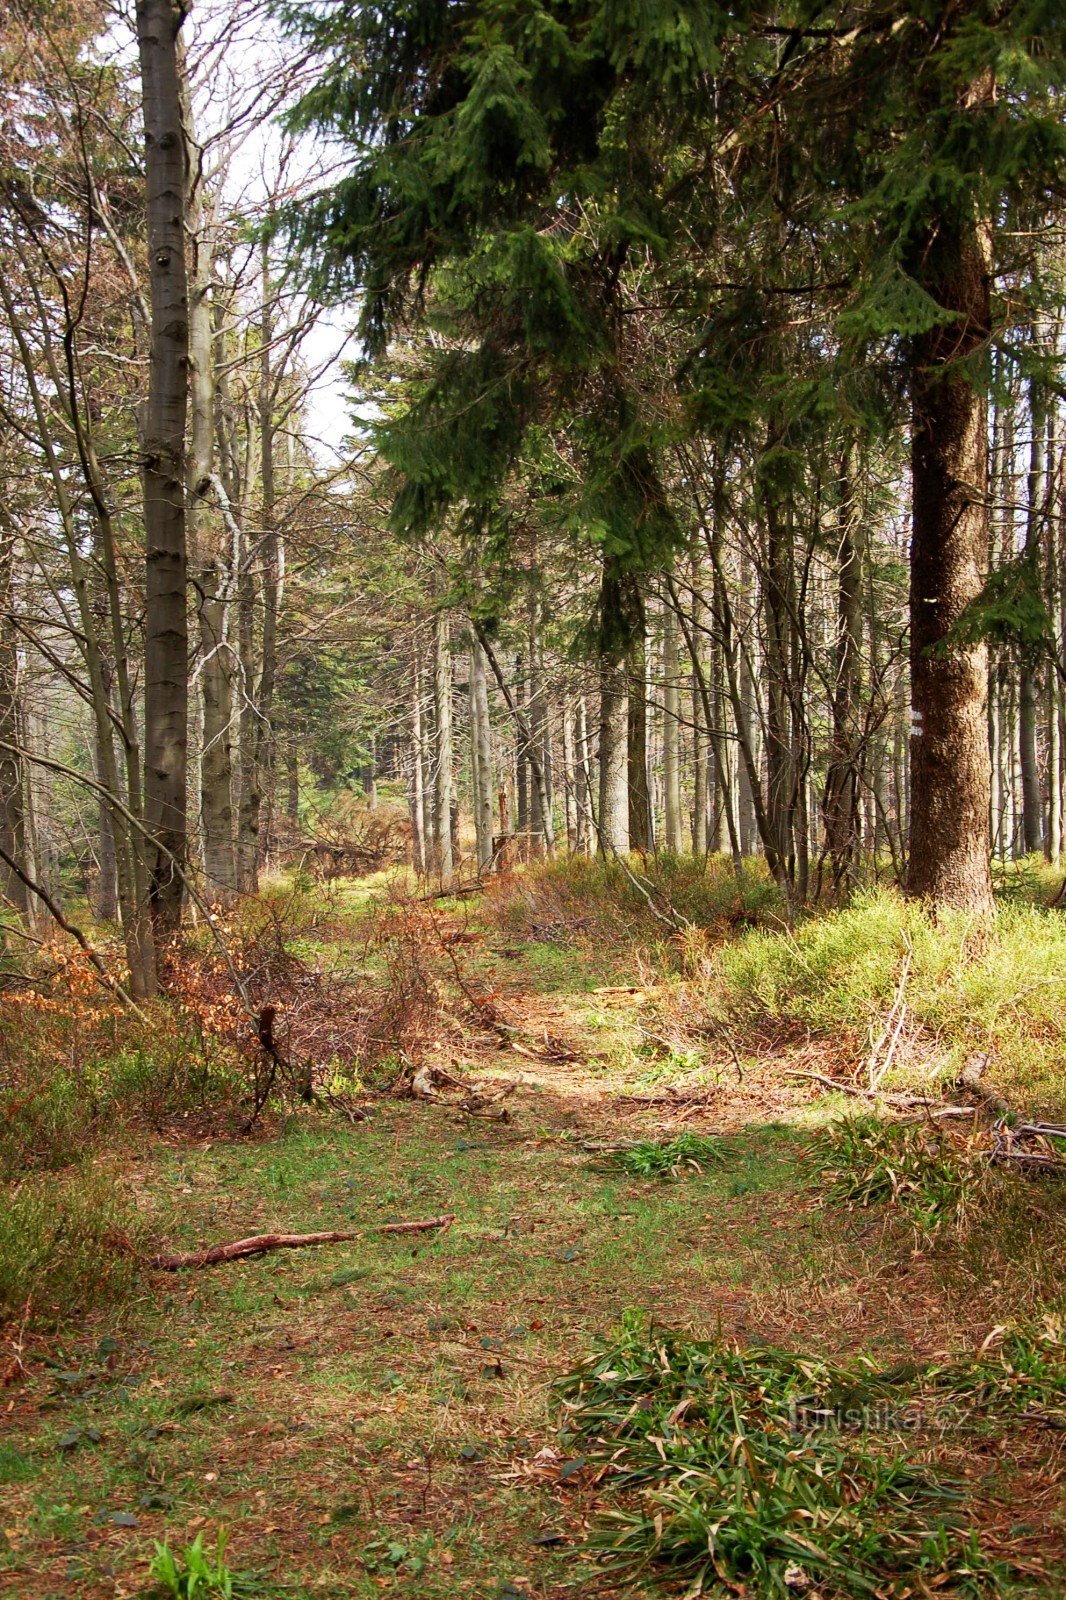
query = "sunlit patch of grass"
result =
(607, 1131, 730, 1180)
(816, 1114, 986, 1238)
(705, 888, 1066, 1116)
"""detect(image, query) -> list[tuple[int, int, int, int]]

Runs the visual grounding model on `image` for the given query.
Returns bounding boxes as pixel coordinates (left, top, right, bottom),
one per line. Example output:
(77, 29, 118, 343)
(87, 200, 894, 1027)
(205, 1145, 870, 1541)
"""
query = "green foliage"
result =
(709, 888, 1066, 1116)
(944, 552, 1055, 655)
(557, 1315, 1004, 1597)
(490, 851, 782, 958)
(609, 1130, 728, 1179)
(0, 1007, 242, 1181)
(149, 1531, 244, 1599)
(0, 1167, 142, 1325)
(816, 1116, 984, 1237)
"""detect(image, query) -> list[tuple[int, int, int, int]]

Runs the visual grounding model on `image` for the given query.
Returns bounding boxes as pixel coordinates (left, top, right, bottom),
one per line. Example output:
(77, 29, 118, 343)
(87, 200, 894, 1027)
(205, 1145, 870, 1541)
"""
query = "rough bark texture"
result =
(137, 0, 189, 933)
(469, 636, 495, 869)
(0, 537, 29, 919)
(907, 212, 994, 916)
(185, 119, 236, 904)
(823, 450, 864, 887)
(627, 631, 652, 851)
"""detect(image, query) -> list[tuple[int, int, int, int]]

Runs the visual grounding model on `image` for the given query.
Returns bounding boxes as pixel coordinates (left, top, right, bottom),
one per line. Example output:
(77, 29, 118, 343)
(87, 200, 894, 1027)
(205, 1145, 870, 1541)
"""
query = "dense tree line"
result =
(1, 0, 1065, 996)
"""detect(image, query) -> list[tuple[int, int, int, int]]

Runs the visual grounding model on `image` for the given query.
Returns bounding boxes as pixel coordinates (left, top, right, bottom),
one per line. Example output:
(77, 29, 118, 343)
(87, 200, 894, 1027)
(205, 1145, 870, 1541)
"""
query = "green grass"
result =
(0, 1167, 143, 1325)
(607, 1130, 732, 1179)
(3, 860, 1065, 1597)
(557, 1315, 1009, 1598)
(708, 888, 1066, 1115)
(816, 1114, 985, 1237)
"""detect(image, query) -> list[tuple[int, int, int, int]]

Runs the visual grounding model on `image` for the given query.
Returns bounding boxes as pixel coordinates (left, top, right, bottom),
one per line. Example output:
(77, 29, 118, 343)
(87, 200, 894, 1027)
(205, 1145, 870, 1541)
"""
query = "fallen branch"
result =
(379, 1214, 455, 1235)
(153, 1213, 458, 1269)
(152, 1230, 360, 1270)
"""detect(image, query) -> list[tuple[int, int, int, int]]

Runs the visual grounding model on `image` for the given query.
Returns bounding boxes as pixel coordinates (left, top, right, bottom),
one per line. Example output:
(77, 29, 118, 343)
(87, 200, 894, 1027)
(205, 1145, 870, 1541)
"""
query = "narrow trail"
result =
(2, 890, 1063, 1599)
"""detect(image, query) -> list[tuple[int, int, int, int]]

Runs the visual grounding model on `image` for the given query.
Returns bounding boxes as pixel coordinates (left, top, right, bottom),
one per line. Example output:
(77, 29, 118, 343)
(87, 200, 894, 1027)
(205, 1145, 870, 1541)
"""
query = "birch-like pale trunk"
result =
(185, 115, 236, 903)
(469, 635, 495, 870)
(598, 653, 629, 855)
(434, 612, 454, 884)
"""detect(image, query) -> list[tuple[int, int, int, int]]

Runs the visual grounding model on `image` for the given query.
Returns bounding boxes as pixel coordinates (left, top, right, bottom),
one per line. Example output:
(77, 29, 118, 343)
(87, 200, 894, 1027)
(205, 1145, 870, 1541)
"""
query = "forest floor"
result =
(1, 863, 1064, 1599)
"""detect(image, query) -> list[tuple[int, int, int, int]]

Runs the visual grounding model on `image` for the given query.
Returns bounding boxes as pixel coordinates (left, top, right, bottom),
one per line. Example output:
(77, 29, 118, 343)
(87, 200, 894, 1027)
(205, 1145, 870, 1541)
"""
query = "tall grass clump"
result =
(558, 1315, 1002, 1597)
(0, 1167, 142, 1326)
(708, 888, 1066, 1115)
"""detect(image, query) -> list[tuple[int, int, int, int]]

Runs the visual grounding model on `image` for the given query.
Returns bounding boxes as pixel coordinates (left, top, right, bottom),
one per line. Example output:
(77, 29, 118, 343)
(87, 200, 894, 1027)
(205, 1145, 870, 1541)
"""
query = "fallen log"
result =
(151, 1230, 360, 1270)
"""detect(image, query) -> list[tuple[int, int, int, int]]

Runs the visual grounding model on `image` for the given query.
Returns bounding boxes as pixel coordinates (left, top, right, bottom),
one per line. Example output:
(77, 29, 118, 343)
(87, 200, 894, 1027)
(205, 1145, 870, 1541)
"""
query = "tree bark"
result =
(662, 600, 682, 851)
(598, 653, 629, 855)
(1019, 376, 1046, 855)
(137, 0, 190, 934)
(822, 448, 864, 888)
(906, 211, 995, 916)
(185, 109, 236, 904)
(434, 611, 454, 884)
(0, 532, 29, 920)
(469, 634, 495, 870)
(627, 626, 653, 852)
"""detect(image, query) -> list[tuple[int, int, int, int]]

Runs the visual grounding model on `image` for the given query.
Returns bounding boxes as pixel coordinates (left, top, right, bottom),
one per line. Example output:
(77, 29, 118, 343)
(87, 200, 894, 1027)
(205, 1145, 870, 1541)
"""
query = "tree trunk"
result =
(0, 536, 29, 920)
(434, 612, 454, 884)
(662, 601, 682, 851)
(822, 448, 864, 889)
(1019, 376, 1046, 855)
(137, 0, 190, 934)
(907, 213, 994, 915)
(598, 654, 629, 854)
(469, 634, 495, 870)
(410, 648, 427, 873)
(627, 629, 652, 852)
(575, 694, 591, 854)
(185, 110, 236, 905)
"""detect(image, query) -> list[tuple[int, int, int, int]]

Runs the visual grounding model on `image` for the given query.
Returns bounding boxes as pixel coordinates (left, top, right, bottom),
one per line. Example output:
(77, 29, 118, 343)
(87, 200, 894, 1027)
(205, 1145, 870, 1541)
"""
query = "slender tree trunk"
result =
(434, 612, 454, 884)
(575, 694, 591, 854)
(907, 211, 995, 915)
(137, 0, 190, 934)
(0, 537, 29, 920)
(627, 626, 652, 852)
(598, 654, 629, 855)
(690, 577, 709, 855)
(823, 448, 864, 888)
(1019, 376, 1046, 855)
(410, 648, 428, 873)
(469, 634, 495, 870)
(185, 116, 236, 904)
(528, 610, 550, 856)
(662, 601, 682, 851)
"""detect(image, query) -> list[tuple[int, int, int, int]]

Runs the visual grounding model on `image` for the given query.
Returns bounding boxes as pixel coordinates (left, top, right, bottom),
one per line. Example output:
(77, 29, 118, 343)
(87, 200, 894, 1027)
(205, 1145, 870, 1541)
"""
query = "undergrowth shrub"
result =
(816, 1115, 987, 1237)
(0, 1167, 142, 1326)
(706, 889, 1066, 1114)
(558, 1315, 1005, 1598)
(486, 853, 782, 960)
(0, 1001, 243, 1179)
(816, 1115, 1066, 1307)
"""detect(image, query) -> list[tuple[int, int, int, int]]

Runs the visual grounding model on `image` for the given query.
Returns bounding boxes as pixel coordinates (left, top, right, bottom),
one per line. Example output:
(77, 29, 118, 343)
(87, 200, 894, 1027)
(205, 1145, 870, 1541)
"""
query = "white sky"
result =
(110, 0, 360, 461)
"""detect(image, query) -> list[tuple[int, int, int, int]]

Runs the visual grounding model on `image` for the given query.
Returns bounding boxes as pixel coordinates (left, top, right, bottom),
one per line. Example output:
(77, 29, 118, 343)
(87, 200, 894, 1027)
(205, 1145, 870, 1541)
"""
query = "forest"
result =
(1, 0, 1065, 1596)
